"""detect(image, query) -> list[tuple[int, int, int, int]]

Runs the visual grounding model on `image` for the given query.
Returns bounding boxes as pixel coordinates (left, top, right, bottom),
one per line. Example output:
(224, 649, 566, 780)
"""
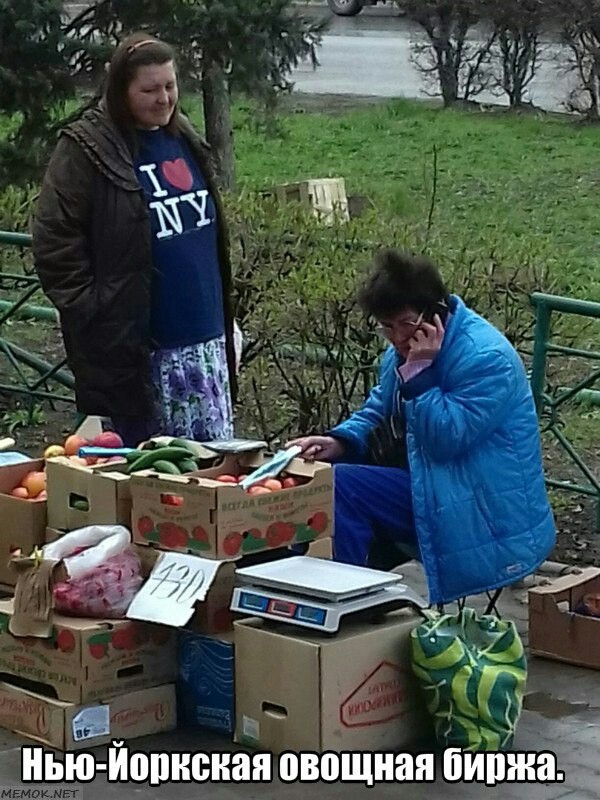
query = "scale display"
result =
(231, 583, 427, 633)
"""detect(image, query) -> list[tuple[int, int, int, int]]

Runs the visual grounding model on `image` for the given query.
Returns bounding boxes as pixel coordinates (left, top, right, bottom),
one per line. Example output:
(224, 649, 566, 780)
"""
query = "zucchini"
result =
(125, 446, 193, 474)
(169, 438, 198, 454)
(152, 460, 182, 475)
(178, 458, 198, 473)
(125, 449, 146, 463)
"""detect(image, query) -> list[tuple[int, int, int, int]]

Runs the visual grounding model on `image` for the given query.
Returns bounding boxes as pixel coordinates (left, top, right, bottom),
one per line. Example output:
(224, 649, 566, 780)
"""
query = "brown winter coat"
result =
(32, 106, 237, 417)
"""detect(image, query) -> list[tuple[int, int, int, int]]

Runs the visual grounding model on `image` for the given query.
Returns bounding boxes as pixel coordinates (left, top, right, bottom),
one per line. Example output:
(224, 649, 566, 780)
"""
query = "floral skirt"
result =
(150, 336, 233, 442)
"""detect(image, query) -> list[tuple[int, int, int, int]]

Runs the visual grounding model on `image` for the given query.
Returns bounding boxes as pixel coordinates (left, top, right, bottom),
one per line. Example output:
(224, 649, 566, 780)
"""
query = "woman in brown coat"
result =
(33, 32, 237, 447)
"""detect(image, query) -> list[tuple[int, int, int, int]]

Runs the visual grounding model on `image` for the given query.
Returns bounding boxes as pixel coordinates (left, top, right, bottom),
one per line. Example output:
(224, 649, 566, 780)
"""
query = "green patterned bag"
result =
(410, 607, 527, 752)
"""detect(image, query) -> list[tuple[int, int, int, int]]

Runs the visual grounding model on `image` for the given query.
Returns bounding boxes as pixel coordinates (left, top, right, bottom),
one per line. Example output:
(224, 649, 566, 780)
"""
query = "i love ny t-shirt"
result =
(134, 128, 225, 349)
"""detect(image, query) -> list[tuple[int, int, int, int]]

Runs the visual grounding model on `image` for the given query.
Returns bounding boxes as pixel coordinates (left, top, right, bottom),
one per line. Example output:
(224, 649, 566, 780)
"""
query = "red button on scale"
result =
(267, 599, 296, 617)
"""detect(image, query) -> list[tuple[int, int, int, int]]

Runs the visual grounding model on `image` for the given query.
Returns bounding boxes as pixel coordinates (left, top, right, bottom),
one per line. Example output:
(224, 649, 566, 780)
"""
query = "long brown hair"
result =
(103, 32, 182, 145)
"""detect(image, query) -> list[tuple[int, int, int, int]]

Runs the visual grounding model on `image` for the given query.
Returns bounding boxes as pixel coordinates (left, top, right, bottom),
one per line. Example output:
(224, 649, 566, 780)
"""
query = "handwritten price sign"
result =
(127, 553, 221, 626)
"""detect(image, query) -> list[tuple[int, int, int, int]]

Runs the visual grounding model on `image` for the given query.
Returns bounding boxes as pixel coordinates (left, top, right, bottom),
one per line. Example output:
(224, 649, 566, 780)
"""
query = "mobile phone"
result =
(422, 300, 449, 327)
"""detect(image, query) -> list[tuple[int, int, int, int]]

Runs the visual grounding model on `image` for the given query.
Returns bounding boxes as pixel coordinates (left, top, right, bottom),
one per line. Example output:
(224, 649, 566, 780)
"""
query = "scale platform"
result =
(231, 556, 427, 633)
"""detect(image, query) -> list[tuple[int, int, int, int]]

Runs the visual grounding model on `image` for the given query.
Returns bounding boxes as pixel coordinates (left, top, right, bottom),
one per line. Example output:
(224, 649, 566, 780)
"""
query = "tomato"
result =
(247, 486, 271, 496)
(262, 478, 283, 492)
(308, 511, 329, 535)
(222, 531, 243, 556)
(137, 515, 154, 537)
(216, 474, 238, 484)
(55, 630, 76, 653)
(192, 525, 209, 542)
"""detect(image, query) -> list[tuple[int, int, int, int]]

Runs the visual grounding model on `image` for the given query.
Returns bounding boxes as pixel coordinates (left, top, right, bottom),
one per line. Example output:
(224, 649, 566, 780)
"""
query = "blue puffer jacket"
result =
(330, 295, 555, 604)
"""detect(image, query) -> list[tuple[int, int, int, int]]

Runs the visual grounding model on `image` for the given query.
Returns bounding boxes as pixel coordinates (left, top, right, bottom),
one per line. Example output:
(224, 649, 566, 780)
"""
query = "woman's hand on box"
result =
(286, 435, 345, 462)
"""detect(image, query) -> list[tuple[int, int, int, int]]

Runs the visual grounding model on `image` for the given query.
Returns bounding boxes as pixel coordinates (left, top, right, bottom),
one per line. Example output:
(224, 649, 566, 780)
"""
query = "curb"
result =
(536, 560, 586, 577)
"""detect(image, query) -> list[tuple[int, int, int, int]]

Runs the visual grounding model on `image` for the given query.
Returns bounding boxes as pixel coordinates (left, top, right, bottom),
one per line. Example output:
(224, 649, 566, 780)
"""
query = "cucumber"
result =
(152, 460, 182, 475)
(125, 446, 194, 474)
(178, 458, 198, 473)
(125, 449, 146, 463)
(169, 439, 198, 454)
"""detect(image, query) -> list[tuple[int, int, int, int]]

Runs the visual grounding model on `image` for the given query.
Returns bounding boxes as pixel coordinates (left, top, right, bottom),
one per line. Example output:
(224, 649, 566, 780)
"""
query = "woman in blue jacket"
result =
(290, 249, 555, 605)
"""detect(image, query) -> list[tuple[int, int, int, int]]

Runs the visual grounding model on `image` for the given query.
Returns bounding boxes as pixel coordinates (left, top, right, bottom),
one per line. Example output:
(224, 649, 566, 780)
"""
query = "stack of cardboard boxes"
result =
(128, 444, 335, 737)
(0, 437, 337, 748)
(4, 426, 598, 758)
(0, 446, 179, 749)
(0, 430, 441, 756)
(0, 601, 178, 750)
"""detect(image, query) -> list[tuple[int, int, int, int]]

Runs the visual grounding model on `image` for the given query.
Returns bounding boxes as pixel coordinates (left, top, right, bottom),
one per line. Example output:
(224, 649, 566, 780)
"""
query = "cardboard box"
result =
(46, 440, 224, 533)
(0, 681, 176, 751)
(306, 537, 332, 560)
(130, 549, 236, 635)
(39, 538, 235, 634)
(234, 608, 430, 753)
(44, 527, 61, 545)
(529, 567, 600, 670)
(43, 530, 237, 629)
(130, 452, 333, 560)
(177, 631, 234, 734)
(0, 599, 177, 703)
(46, 457, 132, 532)
(0, 460, 47, 586)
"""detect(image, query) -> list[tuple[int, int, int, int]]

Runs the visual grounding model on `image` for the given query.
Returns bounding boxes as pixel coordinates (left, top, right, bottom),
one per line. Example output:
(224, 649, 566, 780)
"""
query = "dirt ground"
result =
(1, 315, 597, 570)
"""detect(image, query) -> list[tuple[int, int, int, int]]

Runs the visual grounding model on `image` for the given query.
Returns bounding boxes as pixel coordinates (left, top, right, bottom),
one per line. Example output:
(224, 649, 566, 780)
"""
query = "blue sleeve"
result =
(409, 348, 518, 462)
(328, 349, 394, 461)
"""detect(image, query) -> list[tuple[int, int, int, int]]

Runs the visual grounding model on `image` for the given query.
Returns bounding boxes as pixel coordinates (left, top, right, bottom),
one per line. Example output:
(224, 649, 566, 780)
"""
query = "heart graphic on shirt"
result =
(161, 159, 193, 191)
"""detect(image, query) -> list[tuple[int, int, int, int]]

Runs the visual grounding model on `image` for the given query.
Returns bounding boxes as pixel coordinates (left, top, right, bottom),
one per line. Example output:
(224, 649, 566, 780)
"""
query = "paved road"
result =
(64, 2, 578, 112)
(292, 3, 578, 112)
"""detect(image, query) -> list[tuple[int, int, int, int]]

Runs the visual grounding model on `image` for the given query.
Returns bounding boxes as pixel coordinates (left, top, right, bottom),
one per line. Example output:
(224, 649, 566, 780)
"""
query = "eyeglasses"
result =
(374, 312, 425, 341)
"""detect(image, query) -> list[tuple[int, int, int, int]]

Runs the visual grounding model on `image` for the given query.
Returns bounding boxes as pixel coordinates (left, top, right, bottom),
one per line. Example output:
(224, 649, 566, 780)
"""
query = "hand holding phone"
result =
(405, 313, 445, 363)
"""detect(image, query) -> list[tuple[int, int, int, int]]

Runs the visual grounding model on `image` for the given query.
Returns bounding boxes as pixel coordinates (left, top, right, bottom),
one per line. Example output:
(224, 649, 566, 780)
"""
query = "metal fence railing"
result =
(0, 230, 75, 411)
(530, 292, 600, 533)
(1, 231, 598, 531)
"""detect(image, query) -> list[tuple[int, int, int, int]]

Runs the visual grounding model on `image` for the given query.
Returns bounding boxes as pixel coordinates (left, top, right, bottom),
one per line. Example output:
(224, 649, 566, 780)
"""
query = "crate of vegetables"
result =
(47, 437, 219, 532)
(0, 459, 47, 586)
(130, 449, 333, 559)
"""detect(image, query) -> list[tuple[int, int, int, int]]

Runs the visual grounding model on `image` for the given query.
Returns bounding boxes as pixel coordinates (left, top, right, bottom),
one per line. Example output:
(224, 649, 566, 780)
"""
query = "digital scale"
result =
(230, 556, 427, 633)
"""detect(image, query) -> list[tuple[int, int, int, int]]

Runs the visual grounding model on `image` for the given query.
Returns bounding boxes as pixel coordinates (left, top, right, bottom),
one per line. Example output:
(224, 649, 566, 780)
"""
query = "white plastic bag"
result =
(43, 525, 142, 618)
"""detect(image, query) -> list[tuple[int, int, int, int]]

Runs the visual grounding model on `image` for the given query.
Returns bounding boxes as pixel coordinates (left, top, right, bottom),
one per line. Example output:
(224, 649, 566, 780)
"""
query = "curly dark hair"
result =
(357, 249, 449, 320)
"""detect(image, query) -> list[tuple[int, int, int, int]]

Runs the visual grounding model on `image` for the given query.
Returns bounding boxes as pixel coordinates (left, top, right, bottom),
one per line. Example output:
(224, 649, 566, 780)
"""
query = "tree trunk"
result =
(202, 56, 236, 192)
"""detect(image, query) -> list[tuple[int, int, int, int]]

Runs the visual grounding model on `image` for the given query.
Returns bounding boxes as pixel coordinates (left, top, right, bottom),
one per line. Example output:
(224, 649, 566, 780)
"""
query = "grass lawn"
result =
(196, 96, 600, 302)
(1, 94, 598, 558)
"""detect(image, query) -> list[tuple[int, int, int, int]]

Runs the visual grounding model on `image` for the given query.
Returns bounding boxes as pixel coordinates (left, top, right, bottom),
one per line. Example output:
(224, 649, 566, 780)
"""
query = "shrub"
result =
(226, 192, 554, 443)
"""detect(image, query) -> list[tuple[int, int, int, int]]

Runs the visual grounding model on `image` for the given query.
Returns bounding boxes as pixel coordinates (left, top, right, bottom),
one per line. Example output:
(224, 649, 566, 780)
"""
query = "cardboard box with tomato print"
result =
(0, 682, 176, 751)
(0, 600, 177, 704)
(130, 451, 333, 560)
